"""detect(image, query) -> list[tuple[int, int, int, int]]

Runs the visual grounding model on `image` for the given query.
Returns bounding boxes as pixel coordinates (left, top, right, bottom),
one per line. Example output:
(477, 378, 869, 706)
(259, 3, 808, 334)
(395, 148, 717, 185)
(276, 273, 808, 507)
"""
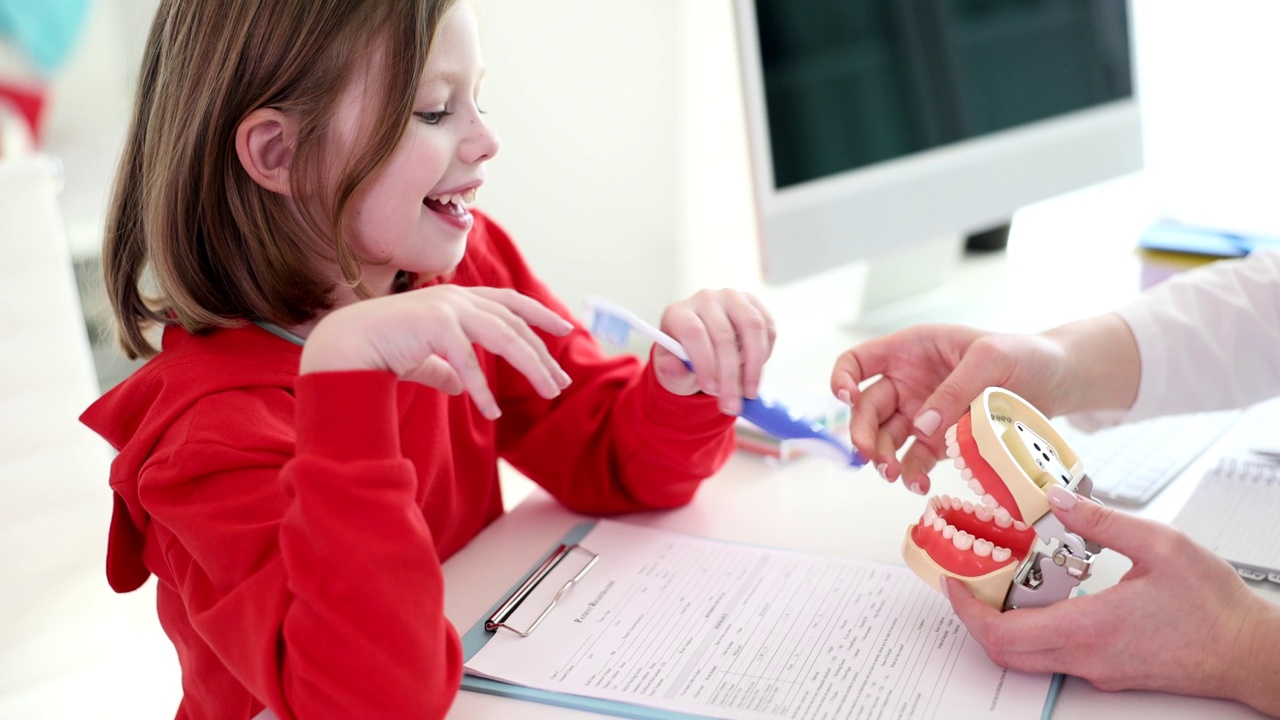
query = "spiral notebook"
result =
(1172, 457, 1280, 584)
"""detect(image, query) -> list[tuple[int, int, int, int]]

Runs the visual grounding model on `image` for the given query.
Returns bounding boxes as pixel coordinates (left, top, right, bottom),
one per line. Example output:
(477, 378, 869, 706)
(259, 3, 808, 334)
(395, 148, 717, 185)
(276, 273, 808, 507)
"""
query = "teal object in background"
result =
(0, 0, 91, 75)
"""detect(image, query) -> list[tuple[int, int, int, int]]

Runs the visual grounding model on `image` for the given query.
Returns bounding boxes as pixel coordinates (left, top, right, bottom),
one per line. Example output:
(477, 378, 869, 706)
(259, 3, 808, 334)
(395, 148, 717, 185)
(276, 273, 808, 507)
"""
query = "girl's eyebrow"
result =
(421, 67, 487, 86)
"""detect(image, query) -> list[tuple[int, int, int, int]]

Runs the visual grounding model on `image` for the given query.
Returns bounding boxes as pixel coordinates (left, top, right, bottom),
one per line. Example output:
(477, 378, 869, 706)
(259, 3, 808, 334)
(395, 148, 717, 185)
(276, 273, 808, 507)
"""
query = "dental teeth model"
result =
(902, 387, 1103, 610)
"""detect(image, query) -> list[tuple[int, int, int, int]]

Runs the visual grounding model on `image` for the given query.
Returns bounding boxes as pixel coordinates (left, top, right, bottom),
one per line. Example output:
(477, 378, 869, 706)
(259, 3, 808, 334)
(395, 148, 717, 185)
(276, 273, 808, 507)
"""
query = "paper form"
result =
(463, 520, 1054, 719)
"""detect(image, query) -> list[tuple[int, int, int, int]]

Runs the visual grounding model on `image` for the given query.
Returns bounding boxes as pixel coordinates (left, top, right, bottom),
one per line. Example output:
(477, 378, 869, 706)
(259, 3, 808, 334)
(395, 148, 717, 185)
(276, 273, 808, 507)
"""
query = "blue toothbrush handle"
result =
(675, 360, 864, 467)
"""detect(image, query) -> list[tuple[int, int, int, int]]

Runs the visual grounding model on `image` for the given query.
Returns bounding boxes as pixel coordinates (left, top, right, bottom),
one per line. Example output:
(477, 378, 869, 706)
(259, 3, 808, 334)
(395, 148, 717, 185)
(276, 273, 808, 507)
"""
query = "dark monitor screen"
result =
(756, 0, 1134, 189)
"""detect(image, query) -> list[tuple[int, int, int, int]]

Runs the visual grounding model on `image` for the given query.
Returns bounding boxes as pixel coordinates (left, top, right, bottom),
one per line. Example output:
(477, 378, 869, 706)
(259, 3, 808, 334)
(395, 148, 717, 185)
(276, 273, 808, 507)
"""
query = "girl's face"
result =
(330, 2, 499, 295)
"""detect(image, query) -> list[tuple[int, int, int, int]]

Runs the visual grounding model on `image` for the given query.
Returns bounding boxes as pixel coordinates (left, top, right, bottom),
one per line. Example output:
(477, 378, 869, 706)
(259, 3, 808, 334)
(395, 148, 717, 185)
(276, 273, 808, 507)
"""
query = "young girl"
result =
(80, 1, 775, 717)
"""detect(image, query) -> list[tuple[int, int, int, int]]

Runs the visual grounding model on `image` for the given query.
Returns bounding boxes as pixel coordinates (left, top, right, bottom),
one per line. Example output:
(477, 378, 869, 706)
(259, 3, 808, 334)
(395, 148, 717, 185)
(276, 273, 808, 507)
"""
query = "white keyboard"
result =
(1057, 410, 1244, 505)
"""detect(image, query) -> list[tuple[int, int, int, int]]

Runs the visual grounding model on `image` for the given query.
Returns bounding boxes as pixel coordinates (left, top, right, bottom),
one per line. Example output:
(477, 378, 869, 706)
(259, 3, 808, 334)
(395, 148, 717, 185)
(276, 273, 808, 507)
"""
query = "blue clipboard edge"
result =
(458, 520, 708, 719)
(458, 519, 1065, 720)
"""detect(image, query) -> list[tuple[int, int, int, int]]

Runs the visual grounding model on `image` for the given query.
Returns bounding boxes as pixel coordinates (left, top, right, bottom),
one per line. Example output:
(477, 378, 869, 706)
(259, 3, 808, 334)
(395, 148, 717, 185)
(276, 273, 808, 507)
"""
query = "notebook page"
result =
(1173, 458, 1280, 573)
(464, 519, 1054, 719)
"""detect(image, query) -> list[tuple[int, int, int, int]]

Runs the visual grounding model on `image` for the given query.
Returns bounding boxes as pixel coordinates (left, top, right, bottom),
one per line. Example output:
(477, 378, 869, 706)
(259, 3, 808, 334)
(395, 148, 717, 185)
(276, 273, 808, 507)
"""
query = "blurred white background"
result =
(3, 0, 1280, 717)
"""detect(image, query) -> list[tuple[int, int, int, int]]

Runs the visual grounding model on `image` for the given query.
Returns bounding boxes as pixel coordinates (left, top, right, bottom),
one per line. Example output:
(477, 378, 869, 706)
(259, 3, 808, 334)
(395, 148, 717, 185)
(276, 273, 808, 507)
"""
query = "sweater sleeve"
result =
(464, 215, 736, 513)
(1067, 249, 1280, 430)
(142, 371, 460, 719)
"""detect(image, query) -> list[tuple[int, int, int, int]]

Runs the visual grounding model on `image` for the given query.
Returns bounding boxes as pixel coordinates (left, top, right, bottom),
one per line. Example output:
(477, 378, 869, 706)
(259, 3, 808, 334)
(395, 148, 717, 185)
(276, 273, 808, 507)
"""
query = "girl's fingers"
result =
(731, 293, 775, 399)
(695, 302, 744, 416)
(402, 356, 464, 395)
(456, 307, 566, 400)
(472, 286, 575, 336)
(433, 327, 502, 419)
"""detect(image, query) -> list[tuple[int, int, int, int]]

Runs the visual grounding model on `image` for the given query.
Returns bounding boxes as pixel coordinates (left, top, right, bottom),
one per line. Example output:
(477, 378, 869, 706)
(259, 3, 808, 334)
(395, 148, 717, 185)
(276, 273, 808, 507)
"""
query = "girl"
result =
(81, 1, 774, 717)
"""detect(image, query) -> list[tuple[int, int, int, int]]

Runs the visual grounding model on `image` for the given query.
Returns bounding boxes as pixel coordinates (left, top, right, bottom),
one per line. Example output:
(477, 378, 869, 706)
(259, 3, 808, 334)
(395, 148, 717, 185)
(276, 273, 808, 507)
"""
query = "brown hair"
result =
(103, 0, 456, 359)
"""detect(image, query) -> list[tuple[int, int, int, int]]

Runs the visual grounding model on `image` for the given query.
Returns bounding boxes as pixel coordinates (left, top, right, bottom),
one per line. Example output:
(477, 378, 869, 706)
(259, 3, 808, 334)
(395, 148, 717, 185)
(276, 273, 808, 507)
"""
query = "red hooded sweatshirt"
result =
(80, 212, 736, 719)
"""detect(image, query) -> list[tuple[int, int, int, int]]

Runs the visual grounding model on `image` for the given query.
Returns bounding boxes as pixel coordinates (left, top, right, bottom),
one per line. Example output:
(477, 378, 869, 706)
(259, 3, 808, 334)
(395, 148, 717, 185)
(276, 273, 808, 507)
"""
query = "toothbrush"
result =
(583, 295, 865, 467)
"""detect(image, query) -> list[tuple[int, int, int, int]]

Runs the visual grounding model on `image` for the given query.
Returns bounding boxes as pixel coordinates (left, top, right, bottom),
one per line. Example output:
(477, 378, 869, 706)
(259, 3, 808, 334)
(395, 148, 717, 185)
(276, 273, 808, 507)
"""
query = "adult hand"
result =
(945, 485, 1280, 714)
(829, 325, 1069, 494)
(656, 289, 776, 416)
(301, 285, 574, 419)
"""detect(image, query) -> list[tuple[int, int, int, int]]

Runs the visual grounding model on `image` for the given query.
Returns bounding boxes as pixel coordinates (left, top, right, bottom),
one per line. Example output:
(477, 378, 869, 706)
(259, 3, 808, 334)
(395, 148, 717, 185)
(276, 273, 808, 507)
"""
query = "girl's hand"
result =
(301, 286, 574, 419)
(829, 325, 1068, 494)
(655, 289, 776, 416)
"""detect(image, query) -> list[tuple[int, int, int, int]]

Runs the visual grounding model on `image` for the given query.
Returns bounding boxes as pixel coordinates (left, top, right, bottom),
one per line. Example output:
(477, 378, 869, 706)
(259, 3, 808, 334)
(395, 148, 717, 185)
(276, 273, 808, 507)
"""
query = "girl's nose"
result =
(461, 116, 500, 164)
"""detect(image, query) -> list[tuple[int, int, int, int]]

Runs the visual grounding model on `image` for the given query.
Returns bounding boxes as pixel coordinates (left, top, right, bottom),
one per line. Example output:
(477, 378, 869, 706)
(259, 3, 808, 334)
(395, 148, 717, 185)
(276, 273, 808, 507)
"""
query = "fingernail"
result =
(1046, 485, 1079, 510)
(909, 481, 925, 496)
(876, 463, 889, 481)
(913, 410, 941, 437)
(939, 576, 951, 599)
(557, 368, 573, 388)
(837, 389, 852, 406)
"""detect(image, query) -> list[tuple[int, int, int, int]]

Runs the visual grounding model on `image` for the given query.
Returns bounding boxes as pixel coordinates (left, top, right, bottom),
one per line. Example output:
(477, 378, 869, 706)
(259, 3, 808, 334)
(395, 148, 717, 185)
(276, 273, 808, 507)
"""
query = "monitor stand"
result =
(964, 221, 1013, 253)
(853, 233, 967, 331)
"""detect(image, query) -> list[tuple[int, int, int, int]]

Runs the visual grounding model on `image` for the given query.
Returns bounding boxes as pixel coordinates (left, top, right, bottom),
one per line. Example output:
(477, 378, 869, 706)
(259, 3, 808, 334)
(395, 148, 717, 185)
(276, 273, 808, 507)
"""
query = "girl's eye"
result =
(415, 110, 450, 125)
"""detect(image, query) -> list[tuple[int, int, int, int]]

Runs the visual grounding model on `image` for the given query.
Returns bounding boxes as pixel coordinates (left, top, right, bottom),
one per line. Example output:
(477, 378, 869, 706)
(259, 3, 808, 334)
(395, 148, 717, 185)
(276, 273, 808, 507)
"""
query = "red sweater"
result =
(80, 212, 736, 719)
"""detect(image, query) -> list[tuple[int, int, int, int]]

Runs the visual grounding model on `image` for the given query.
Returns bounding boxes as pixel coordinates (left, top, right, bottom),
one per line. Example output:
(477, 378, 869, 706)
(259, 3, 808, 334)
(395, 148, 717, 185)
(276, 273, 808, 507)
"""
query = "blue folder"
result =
(1140, 218, 1280, 258)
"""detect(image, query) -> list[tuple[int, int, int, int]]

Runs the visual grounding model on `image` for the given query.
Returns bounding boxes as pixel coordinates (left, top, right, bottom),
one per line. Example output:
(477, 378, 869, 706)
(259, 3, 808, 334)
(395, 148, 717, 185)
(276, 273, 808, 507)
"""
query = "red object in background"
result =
(0, 81, 46, 144)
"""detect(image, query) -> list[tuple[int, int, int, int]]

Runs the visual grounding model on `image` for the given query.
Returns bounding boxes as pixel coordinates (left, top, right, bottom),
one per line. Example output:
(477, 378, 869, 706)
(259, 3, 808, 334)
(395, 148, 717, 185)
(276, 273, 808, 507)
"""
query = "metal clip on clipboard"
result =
(485, 543, 599, 637)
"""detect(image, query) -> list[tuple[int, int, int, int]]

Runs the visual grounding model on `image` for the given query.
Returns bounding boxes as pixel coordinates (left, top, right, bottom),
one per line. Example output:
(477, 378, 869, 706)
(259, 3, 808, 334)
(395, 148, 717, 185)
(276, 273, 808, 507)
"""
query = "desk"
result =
(443, 446, 1276, 720)
(442, 174, 1277, 719)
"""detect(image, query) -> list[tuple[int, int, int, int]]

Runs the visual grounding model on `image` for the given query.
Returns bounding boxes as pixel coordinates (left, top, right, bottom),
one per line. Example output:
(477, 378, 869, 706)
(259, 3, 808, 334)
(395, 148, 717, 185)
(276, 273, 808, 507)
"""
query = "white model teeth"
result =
(973, 538, 994, 557)
(919, 514, 1014, 564)
(921, 423, 1022, 566)
(994, 507, 1014, 528)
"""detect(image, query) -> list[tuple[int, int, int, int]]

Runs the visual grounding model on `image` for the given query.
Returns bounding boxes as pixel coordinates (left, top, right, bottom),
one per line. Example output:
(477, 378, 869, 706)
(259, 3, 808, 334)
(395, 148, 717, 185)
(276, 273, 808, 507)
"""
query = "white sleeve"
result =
(1067, 249, 1280, 430)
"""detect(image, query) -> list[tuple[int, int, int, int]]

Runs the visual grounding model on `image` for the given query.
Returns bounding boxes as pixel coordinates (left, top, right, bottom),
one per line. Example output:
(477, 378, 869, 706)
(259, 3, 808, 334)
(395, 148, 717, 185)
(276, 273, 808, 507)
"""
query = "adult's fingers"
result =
(911, 341, 1006, 438)
(848, 377, 899, 462)
(1044, 485, 1167, 558)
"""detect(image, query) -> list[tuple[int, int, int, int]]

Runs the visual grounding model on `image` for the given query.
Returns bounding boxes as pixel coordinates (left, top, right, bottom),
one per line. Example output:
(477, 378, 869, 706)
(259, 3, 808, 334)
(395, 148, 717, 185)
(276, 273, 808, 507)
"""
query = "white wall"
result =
(36, 0, 1280, 323)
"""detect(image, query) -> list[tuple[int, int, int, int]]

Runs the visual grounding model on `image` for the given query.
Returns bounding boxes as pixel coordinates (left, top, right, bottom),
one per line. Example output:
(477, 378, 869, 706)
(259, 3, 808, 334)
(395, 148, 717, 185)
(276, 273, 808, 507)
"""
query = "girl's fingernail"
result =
(876, 463, 890, 481)
(913, 410, 941, 436)
(1046, 485, 1079, 510)
(837, 389, 852, 406)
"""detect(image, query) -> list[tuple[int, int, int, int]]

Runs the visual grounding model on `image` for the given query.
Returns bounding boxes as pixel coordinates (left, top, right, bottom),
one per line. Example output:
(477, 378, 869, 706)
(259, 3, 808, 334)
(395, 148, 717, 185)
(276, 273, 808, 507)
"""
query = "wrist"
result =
(1040, 312, 1139, 416)
(1227, 596, 1280, 716)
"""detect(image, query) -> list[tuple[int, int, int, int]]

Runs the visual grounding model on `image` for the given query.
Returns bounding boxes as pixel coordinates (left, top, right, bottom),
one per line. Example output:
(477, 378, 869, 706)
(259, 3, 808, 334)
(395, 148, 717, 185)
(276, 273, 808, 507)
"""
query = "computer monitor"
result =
(733, 0, 1144, 313)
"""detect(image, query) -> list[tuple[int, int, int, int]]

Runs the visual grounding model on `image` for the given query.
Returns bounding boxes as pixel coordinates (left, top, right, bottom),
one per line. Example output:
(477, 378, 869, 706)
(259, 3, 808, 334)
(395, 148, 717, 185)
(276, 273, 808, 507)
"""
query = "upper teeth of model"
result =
(428, 188, 477, 206)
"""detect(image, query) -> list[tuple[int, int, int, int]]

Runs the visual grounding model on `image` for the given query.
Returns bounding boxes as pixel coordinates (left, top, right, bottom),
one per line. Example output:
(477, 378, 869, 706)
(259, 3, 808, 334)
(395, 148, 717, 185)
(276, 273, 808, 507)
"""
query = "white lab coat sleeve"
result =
(1067, 249, 1280, 431)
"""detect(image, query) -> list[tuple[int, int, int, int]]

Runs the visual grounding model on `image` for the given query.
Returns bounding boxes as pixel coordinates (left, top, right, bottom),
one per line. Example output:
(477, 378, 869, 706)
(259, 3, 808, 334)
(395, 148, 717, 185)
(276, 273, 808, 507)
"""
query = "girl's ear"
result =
(235, 108, 296, 195)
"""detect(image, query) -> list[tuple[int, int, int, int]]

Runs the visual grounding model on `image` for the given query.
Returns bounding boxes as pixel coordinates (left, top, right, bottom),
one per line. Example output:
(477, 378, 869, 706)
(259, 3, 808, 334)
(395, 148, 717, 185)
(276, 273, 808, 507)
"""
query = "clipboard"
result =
(460, 521, 707, 719)
(459, 521, 1064, 720)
